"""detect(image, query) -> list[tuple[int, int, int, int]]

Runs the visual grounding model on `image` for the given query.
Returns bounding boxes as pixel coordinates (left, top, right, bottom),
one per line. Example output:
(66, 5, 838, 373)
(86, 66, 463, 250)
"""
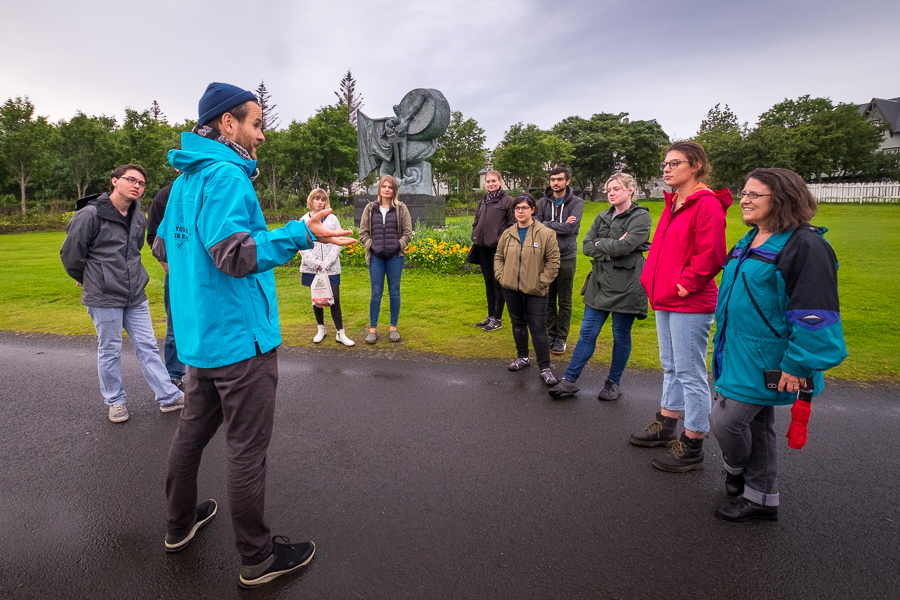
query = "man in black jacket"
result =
(535, 167, 584, 354)
(60, 164, 184, 423)
(146, 172, 185, 390)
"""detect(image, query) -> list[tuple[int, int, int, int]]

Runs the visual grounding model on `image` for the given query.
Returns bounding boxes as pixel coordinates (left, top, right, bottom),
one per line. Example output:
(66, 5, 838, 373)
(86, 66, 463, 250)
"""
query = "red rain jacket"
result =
(640, 185, 732, 313)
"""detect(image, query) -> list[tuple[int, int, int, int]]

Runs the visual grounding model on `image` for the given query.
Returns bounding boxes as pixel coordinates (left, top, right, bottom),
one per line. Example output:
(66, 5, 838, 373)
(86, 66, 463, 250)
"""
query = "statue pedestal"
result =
(354, 194, 446, 229)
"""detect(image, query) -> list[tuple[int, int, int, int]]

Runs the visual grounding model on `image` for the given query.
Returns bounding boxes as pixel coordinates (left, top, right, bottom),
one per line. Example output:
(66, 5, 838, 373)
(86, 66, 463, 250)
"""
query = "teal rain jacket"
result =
(712, 225, 847, 405)
(154, 132, 316, 368)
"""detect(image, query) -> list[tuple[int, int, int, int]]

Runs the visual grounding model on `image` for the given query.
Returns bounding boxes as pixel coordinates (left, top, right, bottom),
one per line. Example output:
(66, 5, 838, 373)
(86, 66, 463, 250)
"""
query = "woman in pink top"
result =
(629, 142, 732, 473)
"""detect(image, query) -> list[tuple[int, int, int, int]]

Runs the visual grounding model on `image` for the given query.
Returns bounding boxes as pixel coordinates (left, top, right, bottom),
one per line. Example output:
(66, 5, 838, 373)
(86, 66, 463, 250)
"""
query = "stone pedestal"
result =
(354, 195, 446, 229)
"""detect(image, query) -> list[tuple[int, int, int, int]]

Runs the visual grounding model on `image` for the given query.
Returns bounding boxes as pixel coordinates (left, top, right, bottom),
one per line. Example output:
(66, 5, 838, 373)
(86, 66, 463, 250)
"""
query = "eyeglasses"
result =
(118, 176, 146, 189)
(514, 206, 532, 212)
(660, 160, 688, 171)
(738, 191, 771, 200)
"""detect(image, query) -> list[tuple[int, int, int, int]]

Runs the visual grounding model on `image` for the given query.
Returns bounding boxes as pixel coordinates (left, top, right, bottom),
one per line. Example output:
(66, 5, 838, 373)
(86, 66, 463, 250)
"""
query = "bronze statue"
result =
(358, 88, 450, 195)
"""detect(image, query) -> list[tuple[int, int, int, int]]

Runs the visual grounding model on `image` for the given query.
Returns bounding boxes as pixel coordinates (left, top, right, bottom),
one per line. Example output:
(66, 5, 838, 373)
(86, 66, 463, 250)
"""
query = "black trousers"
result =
(503, 289, 551, 369)
(313, 284, 343, 329)
(476, 245, 505, 320)
(166, 348, 279, 565)
(547, 258, 577, 341)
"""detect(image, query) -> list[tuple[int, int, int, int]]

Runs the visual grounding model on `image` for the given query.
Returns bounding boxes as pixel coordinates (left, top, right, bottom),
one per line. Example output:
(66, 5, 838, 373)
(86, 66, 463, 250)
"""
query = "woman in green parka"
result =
(549, 173, 652, 400)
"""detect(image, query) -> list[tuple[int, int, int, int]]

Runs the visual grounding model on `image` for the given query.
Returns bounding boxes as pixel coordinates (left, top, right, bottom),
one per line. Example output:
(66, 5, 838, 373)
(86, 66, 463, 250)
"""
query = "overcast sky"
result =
(2, 0, 897, 147)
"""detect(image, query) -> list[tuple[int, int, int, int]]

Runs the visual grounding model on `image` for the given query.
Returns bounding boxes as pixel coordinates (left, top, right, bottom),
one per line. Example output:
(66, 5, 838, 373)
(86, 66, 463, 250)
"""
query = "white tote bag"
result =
(310, 270, 334, 307)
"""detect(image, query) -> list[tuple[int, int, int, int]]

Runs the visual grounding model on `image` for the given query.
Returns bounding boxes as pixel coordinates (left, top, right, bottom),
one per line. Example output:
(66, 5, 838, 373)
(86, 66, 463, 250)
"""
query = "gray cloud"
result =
(1, 0, 897, 147)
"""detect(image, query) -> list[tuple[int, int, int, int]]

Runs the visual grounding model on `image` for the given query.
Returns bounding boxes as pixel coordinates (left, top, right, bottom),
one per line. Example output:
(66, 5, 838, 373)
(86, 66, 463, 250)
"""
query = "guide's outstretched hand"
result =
(306, 208, 357, 246)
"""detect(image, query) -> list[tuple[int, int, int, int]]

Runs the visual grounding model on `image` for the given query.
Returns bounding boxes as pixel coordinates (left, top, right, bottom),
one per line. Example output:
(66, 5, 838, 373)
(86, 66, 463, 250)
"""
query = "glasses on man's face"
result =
(738, 191, 771, 200)
(514, 206, 531, 212)
(119, 176, 146, 189)
(660, 160, 688, 171)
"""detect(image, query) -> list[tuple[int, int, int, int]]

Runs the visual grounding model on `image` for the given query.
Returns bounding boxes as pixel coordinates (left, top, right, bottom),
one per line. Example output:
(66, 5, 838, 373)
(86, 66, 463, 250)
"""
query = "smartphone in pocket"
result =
(764, 370, 782, 390)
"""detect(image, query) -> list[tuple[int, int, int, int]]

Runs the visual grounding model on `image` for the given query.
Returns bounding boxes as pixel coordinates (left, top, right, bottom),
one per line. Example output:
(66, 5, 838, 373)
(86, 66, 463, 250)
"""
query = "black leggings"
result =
(313, 285, 343, 329)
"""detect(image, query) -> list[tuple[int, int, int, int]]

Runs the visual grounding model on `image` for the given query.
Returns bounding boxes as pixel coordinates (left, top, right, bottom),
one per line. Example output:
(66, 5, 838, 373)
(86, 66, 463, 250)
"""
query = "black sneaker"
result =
(165, 499, 217, 553)
(482, 317, 502, 332)
(597, 379, 622, 401)
(171, 378, 185, 392)
(474, 316, 490, 328)
(549, 378, 579, 398)
(540, 368, 558, 386)
(238, 537, 316, 589)
(550, 339, 567, 354)
(508, 357, 530, 371)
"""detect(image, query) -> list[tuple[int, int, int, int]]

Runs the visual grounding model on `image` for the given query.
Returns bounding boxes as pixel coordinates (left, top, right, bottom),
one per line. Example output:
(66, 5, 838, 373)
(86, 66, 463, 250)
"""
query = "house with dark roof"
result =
(859, 97, 900, 154)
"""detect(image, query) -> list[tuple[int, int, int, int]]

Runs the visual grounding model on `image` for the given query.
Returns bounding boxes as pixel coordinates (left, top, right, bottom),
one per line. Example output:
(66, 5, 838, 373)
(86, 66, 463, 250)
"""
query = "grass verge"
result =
(0, 202, 896, 382)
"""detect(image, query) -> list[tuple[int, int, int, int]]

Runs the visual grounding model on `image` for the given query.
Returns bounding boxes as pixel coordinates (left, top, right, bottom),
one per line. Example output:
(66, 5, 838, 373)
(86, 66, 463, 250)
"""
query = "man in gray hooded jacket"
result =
(61, 164, 183, 424)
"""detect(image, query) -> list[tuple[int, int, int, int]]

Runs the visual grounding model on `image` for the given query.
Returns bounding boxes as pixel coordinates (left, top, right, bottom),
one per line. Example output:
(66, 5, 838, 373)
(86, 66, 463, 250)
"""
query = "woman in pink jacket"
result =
(629, 142, 732, 472)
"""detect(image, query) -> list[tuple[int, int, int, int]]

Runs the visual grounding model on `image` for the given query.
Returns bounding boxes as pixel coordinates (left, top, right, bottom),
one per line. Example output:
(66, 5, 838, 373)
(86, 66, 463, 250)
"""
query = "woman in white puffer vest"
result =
(299, 188, 355, 346)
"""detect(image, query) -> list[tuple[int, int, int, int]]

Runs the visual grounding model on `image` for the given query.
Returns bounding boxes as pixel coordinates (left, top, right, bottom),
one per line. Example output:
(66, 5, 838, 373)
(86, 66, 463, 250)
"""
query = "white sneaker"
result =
(335, 329, 355, 347)
(108, 403, 129, 423)
(313, 325, 326, 343)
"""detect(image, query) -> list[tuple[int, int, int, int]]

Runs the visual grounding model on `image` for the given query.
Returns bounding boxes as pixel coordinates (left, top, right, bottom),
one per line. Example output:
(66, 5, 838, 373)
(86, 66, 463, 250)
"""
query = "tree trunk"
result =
(19, 174, 26, 215)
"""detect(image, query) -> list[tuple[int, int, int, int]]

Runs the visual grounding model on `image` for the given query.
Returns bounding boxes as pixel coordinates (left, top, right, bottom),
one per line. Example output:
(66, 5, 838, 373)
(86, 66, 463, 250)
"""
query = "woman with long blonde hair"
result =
(358, 175, 413, 344)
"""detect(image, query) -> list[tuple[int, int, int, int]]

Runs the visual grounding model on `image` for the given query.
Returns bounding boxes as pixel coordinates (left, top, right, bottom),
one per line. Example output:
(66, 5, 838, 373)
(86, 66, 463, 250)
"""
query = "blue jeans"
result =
(564, 307, 636, 384)
(87, 300, 181, 406)
(655, 310, 714, 433)
(163, 274, 185, 381)
(369, 255, 404, 327)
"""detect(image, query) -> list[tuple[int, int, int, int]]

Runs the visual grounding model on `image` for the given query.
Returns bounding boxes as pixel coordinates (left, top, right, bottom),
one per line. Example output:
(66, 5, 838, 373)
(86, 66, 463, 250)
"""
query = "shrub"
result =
(338, 218, 476, 274)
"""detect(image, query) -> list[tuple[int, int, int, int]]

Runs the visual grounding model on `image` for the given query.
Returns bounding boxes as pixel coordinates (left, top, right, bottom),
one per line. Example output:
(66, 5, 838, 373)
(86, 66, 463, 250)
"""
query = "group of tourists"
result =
(58, 81, 847, 590)
(469, 140, 846, 524)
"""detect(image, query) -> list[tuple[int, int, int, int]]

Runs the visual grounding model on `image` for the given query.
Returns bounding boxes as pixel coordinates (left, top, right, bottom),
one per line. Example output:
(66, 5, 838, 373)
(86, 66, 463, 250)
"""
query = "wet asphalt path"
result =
(0, 331, 898, 599)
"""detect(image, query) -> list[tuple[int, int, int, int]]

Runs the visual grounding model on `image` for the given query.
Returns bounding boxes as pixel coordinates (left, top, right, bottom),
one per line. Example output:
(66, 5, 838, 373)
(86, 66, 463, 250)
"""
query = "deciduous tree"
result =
(56, 112, 117, 198)
(0, 96, 54, 214)
(492, 123, 571, 191)
(431, 111, 487, 200)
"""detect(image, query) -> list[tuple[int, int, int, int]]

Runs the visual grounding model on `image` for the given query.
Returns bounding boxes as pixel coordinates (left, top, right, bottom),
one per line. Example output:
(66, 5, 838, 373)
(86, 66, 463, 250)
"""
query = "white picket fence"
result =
(807, 182, 900, 203)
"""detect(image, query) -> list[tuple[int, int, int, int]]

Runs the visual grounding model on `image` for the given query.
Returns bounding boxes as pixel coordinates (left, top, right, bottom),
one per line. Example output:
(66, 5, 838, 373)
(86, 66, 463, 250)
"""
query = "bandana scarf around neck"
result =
(486, 187, 504, 202)
(193, 124, 260, 181)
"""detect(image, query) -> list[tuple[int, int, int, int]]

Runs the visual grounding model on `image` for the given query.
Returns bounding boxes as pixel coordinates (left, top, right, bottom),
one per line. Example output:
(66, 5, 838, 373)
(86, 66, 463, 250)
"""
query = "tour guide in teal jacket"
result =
(158, 132, 315, 368)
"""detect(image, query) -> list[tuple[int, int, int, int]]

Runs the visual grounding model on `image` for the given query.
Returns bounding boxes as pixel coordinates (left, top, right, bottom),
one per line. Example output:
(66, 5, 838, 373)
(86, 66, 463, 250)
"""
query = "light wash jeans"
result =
(368, 255, 405, 327)
(163, 275, 185, 381)
(87, 300, 181, 407)
(564, 307, 636, 384)
(655, 310, 714, 433)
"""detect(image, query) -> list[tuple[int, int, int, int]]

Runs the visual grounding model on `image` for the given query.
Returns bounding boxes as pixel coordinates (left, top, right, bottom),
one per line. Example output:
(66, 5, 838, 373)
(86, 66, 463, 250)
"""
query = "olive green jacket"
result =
(582, 203, 651, 317)
(494, 220, 560, 297)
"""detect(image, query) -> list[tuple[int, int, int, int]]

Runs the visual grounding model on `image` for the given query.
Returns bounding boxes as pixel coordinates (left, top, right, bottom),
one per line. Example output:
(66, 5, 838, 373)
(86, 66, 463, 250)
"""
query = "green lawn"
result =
(1, 202, 897, 381)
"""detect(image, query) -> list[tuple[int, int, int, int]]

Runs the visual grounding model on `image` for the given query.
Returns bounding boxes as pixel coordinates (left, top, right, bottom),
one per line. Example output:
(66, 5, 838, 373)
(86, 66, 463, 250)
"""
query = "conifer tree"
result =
(256, 80, 280, 131)
(334, 70, 363, 126)
(149, 100, 166, 122)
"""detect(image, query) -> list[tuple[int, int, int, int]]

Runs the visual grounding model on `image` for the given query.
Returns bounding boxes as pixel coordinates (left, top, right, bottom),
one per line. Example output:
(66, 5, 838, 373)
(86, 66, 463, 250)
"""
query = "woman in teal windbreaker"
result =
(710, 168, 847, 523)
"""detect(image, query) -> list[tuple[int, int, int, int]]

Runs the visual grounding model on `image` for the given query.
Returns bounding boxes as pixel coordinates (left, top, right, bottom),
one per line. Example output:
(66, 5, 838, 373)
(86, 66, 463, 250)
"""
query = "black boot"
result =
(629, 412, 678, 447)
(652, 433, 705, 473)
(724, 470, 745, 497)
(715, 497, 778, 522)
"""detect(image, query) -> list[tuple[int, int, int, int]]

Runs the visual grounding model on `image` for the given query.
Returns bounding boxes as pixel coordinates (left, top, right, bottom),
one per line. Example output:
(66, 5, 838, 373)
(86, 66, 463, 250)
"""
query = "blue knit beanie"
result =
(198, 82, 258, 125)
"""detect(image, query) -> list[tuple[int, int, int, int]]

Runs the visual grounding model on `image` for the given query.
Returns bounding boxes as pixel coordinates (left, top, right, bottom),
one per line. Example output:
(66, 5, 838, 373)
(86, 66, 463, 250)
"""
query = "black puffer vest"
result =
(370, 204, 401, 259)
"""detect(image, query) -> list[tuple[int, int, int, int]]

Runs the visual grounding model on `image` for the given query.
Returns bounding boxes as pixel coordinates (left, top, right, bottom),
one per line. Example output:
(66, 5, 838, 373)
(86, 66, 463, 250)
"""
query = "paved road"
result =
(0, 332, 897, 599)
